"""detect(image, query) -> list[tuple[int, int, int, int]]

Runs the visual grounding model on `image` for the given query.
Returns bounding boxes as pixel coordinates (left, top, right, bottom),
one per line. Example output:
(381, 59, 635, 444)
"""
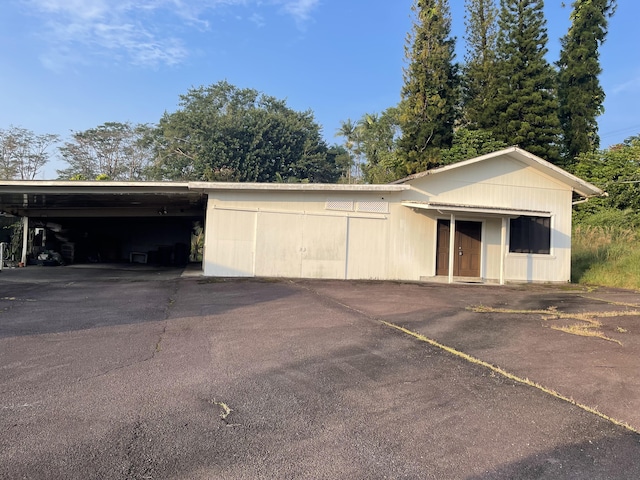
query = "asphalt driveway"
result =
(1, 266, 640, 479)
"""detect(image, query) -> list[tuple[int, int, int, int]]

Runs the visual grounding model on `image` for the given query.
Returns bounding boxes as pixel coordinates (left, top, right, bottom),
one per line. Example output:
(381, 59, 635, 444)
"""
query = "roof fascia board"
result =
(188, 182, 409, 193)
(0, 181, 193, 195)
(393, 146, 603, 197)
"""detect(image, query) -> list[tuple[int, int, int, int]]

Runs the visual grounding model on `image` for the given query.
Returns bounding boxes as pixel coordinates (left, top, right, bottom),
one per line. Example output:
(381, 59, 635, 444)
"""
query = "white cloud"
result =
(23, 0, 319, 70)
(279, 0, 319, 23)
(613, 75, 640, 95)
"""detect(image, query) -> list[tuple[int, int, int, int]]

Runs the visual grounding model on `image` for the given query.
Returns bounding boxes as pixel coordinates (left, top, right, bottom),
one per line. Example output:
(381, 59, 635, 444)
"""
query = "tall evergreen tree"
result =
(398, 0, 459, 173)
(489, 0, 561, 163)
(462, 0, 499, 129)
(557, 0, 616, 163)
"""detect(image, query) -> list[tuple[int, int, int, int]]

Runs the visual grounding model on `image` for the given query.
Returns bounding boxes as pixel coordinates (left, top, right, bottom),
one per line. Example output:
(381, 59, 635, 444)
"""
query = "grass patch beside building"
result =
(572, 226, 640, 290)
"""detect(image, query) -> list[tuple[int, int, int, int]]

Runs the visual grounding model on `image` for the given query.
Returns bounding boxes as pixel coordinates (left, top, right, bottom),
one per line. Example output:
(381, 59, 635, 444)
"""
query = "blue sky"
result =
(1, 0, 639, 179)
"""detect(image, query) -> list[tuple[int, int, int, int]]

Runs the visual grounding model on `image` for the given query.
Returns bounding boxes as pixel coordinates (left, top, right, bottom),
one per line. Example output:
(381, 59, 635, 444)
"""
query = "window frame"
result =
(508, 215, 551, 255)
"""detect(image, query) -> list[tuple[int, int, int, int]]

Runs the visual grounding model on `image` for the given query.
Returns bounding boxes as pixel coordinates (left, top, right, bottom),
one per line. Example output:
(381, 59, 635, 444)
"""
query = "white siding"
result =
(201, 152, 580, 283)
(404, 155, 574, 283)
(204, 208, 256, 277)
(346, 217, 388, 279)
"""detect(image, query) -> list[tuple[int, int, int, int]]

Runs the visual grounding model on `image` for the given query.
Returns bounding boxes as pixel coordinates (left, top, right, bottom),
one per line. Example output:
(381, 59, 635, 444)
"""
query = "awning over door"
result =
(401, 201, 551, 217)
(402, 201, 549, 285)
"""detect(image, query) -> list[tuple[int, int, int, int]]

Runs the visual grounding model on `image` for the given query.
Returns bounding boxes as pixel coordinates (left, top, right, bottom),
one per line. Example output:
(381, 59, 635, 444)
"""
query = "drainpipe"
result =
(448, 213, 456, 284)
(500, 217, 507, 285)
(21, 216, 28, 266)
(0, 242, 4, 272)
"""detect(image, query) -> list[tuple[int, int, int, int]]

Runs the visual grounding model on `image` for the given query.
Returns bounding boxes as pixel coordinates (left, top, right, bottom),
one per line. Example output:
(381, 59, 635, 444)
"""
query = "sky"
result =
(1, 0, 639, 179)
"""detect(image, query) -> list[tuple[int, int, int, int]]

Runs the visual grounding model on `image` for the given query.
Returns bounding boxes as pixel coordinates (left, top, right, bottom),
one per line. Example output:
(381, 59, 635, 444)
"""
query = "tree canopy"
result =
(0, 126, 58, 180)
(461, 0, 499, 129)
(153, 81, 340, 183)
(488, 0, 561, 164)
(557, 0, 616, 163)
(57, 122, 154, 180)
(398, 0, 459, 173)
(572, 135, 640, 226)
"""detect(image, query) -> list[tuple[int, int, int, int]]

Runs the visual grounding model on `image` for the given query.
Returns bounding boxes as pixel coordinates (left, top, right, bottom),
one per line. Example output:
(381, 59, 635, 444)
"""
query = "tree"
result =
(573, 135, 640, 226)
(398, 0, 459, 173)
(461, 0, 499, 128)
(153, 81, 338, 183)
(440, 128, 507, 165)
(335, 119, 359, 183)
(0, 126, 59, 180)
(57, 122, 154, 180)
(357, 108, 405, 183)
(557, 0, 616, 163)
(488, 0, 561, 163)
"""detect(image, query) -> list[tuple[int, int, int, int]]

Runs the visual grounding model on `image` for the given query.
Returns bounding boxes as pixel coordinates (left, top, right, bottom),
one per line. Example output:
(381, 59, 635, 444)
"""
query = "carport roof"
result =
(0, 180, 409, 217)
(188, 181, 409, 192)
(0, 181, 204, 217)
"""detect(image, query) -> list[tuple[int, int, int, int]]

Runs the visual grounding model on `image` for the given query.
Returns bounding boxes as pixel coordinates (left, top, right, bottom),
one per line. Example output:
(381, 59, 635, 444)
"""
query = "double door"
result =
(436, 220, 481, 277)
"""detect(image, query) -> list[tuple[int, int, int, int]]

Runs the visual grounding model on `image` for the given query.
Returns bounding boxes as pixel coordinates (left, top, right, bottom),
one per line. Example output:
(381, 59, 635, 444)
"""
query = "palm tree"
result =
(336, 119, 357, 183)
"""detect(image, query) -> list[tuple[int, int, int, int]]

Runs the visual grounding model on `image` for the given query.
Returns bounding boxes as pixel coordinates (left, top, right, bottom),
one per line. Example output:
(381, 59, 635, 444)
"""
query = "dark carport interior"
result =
(0, 182, 206, 267)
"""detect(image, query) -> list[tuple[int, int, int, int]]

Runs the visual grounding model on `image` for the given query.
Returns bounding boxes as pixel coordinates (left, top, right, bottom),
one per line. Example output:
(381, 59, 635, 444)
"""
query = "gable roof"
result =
(392, 146, 604, 198)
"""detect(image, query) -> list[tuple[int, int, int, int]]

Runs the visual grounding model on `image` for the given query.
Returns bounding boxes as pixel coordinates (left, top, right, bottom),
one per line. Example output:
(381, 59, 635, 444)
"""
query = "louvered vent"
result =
(357, 201, 389, 213)
(326, 200, 354, 211)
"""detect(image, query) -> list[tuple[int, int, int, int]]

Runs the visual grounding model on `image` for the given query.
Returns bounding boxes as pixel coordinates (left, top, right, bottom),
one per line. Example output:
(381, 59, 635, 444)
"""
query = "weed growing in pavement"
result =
(211, 399, 232, 420)
(381, 320, 639, 435)
(467, 305, 635, 345)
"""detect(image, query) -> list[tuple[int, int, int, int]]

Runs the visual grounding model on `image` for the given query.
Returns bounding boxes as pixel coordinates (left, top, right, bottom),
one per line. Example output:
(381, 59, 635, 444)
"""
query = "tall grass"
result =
(572, 225, 640, 290)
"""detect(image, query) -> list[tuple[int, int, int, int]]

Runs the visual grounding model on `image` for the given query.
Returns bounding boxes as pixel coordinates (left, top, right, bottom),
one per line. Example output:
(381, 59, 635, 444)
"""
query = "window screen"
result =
(509, 216, 551, 254)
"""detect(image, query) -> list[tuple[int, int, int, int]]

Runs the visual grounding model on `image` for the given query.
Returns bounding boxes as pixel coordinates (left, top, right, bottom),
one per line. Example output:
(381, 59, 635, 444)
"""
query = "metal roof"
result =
(0, 181, 203, 217)
(393, 146, 604, 198)
(401, 201, 551, 217)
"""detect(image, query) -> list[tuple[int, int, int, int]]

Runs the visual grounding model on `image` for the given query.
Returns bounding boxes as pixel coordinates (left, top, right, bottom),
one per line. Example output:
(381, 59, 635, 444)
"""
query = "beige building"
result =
(0, 147, 602, 284)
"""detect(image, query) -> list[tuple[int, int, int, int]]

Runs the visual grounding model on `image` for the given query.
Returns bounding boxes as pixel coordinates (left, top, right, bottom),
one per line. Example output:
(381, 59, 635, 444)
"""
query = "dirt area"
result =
(1, 268, 639, 479)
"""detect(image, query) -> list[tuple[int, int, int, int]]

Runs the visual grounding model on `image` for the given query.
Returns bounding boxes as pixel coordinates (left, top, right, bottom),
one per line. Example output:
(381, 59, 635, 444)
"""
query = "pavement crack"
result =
(294, 281, 640, 436)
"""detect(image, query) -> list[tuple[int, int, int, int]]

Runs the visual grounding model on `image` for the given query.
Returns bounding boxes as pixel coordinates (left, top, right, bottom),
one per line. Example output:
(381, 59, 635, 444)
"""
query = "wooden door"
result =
(436, 220, 481, 277)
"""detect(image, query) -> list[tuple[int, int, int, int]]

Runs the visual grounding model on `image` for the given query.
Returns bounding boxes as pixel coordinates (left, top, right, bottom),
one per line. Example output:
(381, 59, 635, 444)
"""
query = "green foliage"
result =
(335, 119, 359, 182)
(154, 81, 339, 183)
(440, 128, 507, 165)
(487, 0, 561, 163)
(573, 135, 640, 216)
(461, 0, 499, 128)
(57, 122, 154, 180)
(358, 108, 405, 183)
(557, 0, 616, 163)
(398, 0, 459, 173)
(0, 126, 59, 180)
(572, 225, 640, 289)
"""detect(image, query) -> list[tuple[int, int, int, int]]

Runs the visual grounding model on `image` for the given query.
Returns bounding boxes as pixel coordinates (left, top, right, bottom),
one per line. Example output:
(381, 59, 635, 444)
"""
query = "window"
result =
(509, 216, 551, 254)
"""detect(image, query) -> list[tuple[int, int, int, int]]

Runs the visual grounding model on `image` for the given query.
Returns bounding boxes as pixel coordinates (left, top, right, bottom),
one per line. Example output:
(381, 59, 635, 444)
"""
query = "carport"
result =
(0, 181, 205, 268)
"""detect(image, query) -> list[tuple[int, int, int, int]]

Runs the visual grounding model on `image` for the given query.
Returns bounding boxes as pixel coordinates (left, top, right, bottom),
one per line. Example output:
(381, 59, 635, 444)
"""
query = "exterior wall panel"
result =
(204, 207, 256, 277)
(346, 217, 388, 279)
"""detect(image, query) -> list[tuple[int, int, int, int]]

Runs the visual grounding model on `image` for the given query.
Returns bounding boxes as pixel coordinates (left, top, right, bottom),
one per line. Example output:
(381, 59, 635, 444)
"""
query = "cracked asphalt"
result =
(1, 266, 640, 479)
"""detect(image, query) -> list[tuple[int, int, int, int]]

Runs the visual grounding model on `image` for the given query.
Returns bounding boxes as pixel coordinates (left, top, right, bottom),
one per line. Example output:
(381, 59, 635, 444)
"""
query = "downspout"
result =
(448, 213, 456, 284)
(500, 218, 507, 285)
(21, 216, 28, 266)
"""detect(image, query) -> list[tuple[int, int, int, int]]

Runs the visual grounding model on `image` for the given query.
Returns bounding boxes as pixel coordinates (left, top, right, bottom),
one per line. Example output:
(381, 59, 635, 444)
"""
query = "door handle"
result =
(459, 251, 463, 256)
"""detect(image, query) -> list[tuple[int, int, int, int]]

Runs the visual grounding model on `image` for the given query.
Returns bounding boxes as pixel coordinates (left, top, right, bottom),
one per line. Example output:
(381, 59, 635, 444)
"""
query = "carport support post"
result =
(21, 216, 28, 266)
(500, 217, 507, 285)
(448, 213, 456, 284)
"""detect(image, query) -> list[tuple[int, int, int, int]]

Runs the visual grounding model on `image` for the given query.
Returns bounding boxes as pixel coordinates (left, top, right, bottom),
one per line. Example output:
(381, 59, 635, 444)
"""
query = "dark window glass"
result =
(509, 216, 550, 254)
